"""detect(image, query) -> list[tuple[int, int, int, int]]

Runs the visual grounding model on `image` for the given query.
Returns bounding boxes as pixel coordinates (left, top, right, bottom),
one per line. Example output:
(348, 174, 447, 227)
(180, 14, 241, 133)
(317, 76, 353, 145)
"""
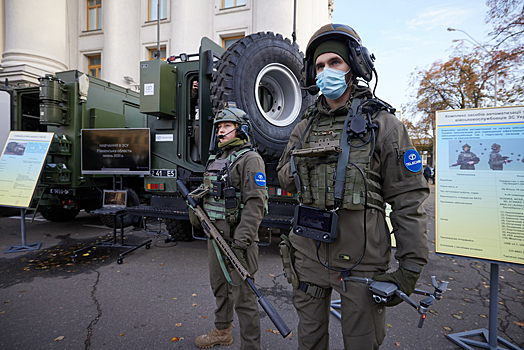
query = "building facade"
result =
(0, 0, 334, 89)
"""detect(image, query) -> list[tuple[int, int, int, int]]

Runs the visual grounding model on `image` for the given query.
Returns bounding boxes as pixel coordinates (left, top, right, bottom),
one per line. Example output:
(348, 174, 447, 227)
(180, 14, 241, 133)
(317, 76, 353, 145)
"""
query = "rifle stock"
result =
(177, 180, 291, 338)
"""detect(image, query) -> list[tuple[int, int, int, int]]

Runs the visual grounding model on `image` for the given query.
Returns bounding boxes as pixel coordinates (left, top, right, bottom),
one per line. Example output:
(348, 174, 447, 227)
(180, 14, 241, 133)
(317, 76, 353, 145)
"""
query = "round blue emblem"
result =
(403, 149, 423, 172)
(255, 172, 266, 187)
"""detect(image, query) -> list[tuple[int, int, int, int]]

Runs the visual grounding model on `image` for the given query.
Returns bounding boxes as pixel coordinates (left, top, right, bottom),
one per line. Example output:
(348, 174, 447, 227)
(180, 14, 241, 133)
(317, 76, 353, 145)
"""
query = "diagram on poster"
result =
(435, 106, 524, 265)
(0, 131, 53, 208)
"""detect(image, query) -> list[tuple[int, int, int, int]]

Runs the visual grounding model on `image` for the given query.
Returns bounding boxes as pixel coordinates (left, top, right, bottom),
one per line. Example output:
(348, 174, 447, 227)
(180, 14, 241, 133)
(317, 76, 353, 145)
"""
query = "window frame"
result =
(148, 46, 167, 61)
(88, 55, 101, 78)
(221, 0, 246, 9)
(148, 0, 167, 22)
(221, 35, 244, 49)
(87, 0, 102, 31)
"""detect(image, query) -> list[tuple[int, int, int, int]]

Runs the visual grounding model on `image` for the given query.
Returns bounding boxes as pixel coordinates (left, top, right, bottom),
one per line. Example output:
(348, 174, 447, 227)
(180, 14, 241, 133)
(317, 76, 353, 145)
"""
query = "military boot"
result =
(195, 324, 233, 348)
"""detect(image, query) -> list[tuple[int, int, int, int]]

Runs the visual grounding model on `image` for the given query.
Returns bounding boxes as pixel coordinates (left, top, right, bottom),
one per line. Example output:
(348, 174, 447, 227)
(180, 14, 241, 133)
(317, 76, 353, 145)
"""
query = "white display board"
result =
(435, 106, 524, 265)
(0, 131, 53, 208)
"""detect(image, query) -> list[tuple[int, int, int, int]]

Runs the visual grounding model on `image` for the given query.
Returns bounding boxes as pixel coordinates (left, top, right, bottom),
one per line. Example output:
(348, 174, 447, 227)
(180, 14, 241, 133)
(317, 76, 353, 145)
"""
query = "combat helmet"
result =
(462, 143, 471, 149)
(213, 105, 250, 140)
(491, 143, 501, 150)
(304, 23, 375, 88)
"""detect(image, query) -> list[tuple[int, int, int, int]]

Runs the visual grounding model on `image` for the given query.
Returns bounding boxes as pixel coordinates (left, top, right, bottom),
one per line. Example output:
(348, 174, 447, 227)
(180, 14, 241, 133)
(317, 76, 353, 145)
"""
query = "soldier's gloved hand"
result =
(374, 267, 420, 307)
(231, 240, 248, 269)
(188, 207, 202, 229)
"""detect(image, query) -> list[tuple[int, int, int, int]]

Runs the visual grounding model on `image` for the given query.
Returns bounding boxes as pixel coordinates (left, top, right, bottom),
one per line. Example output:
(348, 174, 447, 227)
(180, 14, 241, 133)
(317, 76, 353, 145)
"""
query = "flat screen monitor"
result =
(81, 128, 150, 175)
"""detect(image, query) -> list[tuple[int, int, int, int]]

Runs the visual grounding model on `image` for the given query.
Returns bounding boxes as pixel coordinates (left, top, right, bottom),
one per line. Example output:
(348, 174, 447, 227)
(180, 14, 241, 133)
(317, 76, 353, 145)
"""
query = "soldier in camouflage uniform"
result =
(277, 24, 429, 349)
(489, 143, 510, 170)
(456, 143, 480, 170)
(191, 107, 267, 349)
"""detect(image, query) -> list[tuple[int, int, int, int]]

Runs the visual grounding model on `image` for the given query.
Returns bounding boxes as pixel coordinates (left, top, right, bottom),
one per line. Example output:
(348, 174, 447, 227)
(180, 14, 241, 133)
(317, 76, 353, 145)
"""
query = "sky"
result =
(331, 0, 492, 118)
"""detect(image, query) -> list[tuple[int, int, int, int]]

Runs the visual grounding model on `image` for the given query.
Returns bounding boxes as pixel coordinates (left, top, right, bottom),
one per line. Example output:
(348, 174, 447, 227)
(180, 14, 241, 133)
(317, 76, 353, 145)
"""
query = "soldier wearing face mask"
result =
(277, 24, 429, 350)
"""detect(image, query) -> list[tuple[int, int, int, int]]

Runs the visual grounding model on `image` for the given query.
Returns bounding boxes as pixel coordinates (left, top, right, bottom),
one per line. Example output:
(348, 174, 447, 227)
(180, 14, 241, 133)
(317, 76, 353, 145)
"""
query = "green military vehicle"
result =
(128, 33, 310, 240)
(0, 32, 309, 239)
(0, 71, 147, 226)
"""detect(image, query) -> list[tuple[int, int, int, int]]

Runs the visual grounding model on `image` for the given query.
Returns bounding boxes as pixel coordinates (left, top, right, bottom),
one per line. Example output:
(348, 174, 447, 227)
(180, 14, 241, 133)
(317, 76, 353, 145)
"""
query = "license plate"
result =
(48, 188, 73, 195)
(150, 169, 176, 177)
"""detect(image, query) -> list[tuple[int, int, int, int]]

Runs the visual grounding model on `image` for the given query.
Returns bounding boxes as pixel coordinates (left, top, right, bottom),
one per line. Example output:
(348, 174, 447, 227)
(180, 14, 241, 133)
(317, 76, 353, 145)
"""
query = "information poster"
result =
(0, 131, 53, 208)
(435, 106, 524, 265)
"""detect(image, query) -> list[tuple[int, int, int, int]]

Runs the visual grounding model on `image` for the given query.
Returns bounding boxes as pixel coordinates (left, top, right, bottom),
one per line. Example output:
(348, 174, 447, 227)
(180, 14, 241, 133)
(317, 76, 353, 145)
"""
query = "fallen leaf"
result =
(120, 333, 124, 337)
(463, 298, 474, 303)
(272, 330, 280, 334)
(269, 274, 275, 277)
(82, 253, 89, 256)
(443, 326, 452, 332)
(202, 316, 207, 319)
(175, 323, 182, 327)
(514, 321, 524, 327)
(54, 336, 65, 341)
(395, 342, 400, 346)
(480, 314, 488, 318)
(0, 311, 5, 314)
(192, 294, 197, 297)
(171, 337, 180, 342)
(159, 263, 164, 266)
(172, 297, 177, 300)
(267, 329, 273, 333)
(192, 303, 197, 306)
(387, 324, 393, 328)
(452, 314, 463, 320)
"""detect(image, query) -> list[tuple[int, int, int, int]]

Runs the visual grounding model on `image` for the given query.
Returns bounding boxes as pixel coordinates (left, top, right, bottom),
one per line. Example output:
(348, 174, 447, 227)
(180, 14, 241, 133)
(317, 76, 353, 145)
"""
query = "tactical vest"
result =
(202, 148, 251, 224)
(295, 103, 385, 212)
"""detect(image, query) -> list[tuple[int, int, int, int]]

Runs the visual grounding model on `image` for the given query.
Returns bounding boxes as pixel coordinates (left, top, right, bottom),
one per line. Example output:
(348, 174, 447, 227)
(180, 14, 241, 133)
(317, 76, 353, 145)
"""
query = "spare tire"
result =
(210, 32, 313, 159)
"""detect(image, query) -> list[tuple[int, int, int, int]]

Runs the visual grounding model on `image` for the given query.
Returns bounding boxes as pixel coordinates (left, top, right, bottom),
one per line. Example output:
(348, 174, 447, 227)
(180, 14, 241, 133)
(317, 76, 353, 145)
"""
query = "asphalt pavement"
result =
(0, 185, 523, 350)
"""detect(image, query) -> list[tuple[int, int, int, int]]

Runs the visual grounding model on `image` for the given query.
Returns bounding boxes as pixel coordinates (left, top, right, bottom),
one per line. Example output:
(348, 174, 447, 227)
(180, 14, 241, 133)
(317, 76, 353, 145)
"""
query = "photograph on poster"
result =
(448, 138, 524, 171)
(4, 142, 27, 156)
(436, 106, 524, 266)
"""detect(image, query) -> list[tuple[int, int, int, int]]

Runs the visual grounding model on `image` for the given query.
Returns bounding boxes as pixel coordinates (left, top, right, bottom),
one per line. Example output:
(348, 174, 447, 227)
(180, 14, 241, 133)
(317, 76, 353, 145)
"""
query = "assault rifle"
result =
(177, 180, 291, 338)
(450, 157, 480, 167)
(502, 156, 513, 163)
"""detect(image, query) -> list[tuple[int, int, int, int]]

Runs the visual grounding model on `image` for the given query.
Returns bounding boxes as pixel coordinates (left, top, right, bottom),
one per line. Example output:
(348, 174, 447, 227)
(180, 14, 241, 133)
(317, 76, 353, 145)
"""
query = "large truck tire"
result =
(210, 32, 312, 159)
(40, 206, 80, 222)
(165, 218, 194, 241)
(100, 188, 140, 228)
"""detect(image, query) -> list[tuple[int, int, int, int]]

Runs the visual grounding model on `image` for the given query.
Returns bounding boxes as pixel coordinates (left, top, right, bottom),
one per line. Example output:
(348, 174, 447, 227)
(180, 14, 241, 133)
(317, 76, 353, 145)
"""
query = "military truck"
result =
(0, 32, 309, 238)
(0, 71, 147, 226)
(127, 33, 311, 240)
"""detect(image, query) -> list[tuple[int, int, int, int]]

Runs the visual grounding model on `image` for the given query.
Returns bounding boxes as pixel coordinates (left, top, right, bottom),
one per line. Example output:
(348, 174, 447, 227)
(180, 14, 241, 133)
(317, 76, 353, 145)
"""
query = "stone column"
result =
(102, 0, 140, 86)
(171, 0, 212, 55)
(2, 0, 68, 75)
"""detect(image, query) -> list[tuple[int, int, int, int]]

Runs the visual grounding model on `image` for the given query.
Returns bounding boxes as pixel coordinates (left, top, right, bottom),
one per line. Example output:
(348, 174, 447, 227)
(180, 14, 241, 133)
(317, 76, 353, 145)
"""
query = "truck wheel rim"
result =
(255, 63, 301, 127)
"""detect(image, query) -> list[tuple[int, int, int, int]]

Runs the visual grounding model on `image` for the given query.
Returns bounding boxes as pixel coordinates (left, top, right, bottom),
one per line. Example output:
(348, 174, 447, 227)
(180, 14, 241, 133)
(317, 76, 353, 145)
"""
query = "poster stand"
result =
(446, 263, 522, 350)
(5, 208, 42, 253)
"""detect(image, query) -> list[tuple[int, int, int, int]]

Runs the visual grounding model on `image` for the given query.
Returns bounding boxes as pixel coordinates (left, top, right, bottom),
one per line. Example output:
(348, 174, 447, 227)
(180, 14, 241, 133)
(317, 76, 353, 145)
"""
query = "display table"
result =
(71, 208, 151, 264)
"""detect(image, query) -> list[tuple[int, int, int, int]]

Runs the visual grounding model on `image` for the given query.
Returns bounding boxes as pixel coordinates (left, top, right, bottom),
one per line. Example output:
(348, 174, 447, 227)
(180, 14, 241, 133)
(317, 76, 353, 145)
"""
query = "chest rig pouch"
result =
(291, 98, 387, 213)
(202, 149, 251, 224)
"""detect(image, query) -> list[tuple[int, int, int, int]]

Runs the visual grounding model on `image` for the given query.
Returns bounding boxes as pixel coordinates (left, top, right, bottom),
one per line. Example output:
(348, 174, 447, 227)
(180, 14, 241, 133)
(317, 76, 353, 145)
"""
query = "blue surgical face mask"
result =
(315, 67, 350, 100)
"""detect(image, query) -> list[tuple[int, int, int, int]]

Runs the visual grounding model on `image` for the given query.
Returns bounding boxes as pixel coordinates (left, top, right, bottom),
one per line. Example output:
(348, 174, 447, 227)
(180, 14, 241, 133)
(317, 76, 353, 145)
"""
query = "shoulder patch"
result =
(403, 149, 423, 172)
(254, 172, 266, 187)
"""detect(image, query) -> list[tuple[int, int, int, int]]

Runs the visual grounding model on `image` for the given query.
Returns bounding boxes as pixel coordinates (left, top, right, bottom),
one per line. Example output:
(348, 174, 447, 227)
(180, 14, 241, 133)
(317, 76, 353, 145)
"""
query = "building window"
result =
(87, 0, 102, 31)
(149, 46, 166, 60)
(148, 0, 167, 21)
(222, 0, 246, 9)
(222, 35, 244, 49)
(88, 55, 101, 78)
